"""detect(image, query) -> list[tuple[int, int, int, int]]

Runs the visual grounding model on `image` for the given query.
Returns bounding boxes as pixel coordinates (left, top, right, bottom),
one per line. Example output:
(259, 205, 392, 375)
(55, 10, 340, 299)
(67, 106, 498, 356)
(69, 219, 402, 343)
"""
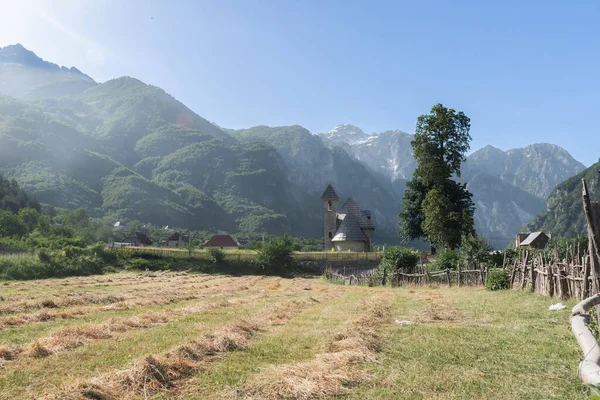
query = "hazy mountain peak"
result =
(322, 124, 370, 145)
(0, 43, 93, 81)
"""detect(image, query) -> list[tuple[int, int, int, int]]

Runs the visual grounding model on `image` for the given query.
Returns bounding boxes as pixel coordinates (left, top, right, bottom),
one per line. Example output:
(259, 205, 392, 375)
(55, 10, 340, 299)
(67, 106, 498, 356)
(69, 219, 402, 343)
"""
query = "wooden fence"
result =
(325, 266, 488, 287)
(509, 250, 590, 301)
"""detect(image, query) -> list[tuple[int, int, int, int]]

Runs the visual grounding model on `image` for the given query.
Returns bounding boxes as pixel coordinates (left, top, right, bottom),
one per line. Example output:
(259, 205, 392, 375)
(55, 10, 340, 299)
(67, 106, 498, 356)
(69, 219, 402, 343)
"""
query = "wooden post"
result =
(510, 264, 517, 289)
(446, 268, 451, 287)
(582, 178, 600, 296)
(583, 255, 591, 299)
(548, 264, 555, 297)
(530, 254, 536, 293)
(520, 252, 529, 290)
(559, 270, 569, 300)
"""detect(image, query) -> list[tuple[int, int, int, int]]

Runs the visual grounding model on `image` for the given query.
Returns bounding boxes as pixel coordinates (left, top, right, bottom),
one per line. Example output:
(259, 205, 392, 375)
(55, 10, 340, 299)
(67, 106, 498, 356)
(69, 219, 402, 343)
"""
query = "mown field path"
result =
(0, 272, 589, 399)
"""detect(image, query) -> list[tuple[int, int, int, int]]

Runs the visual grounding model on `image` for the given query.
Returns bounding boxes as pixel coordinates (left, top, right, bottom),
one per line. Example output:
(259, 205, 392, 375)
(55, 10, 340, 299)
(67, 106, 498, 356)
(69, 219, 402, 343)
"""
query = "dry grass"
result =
(46, 297, 319, 400)
(238, 297, 392, 400)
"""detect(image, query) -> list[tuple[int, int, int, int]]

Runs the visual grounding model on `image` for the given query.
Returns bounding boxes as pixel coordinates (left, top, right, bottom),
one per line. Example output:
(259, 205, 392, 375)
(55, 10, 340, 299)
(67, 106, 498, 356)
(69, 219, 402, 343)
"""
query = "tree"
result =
(255, 233, 295, 274)
(460, 233, 492, 269)
(399, 104, 475, 249)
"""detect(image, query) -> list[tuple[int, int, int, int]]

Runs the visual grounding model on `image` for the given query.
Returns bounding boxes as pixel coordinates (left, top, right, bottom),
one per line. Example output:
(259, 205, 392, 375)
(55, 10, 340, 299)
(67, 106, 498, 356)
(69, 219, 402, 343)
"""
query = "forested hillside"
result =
(525, 161, 600, 238)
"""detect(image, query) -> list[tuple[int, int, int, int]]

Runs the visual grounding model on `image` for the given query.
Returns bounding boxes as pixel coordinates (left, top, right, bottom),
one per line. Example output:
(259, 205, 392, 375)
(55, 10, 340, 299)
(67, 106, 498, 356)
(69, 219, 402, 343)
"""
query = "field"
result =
(0, 271, 589, 399)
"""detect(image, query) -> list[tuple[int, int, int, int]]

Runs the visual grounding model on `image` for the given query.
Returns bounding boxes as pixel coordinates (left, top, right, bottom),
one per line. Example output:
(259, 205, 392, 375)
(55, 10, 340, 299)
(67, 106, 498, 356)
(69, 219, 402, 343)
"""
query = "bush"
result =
(378, 246, 419, 274)
(207, 247, 226, 264)
(486, 268, 510, 291)
(255, 233, 295, 274)
(430, 249, 460, 271)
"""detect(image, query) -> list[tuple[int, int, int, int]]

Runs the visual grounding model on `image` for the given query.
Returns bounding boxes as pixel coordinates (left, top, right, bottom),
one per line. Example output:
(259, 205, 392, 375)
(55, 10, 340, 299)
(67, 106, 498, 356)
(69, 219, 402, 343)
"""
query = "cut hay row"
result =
(0, 276, 264, 328)
(42, 295, 327, 400)
(0, 274, 233, 315)
(0, 287, 296, 366)
(237, 295, 392, 400)
(0, 299, 236, 365)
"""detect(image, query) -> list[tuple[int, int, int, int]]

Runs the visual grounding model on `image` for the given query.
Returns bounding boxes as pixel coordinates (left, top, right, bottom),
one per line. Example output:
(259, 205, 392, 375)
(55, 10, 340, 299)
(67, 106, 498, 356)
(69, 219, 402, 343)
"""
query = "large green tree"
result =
(399, 104, 475, 249)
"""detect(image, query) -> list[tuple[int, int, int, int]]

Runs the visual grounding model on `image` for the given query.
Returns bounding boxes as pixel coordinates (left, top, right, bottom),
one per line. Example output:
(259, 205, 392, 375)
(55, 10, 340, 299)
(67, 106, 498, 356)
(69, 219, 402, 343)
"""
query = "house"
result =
(516, 231, 551, 249)
(164, 232, 190, 248)
(321, 184, 374, 252)
(204, 234, 239, 250)
(123, 231, 153, 246)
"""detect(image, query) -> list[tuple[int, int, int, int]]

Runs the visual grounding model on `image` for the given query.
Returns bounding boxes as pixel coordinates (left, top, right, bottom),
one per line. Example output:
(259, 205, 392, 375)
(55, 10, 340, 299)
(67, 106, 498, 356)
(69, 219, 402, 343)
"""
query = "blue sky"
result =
(1, 0, 599, 165)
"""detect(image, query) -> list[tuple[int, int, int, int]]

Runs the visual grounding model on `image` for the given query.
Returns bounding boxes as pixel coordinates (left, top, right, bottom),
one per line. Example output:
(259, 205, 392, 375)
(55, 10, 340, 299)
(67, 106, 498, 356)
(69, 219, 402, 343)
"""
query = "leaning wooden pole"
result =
(582, 178, 600, 296)
(571, 294, 600, 386)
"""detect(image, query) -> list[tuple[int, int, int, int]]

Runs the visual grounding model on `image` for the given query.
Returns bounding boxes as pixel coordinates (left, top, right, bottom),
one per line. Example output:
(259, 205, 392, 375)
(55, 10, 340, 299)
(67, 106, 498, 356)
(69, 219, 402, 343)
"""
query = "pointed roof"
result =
(332, 213, 367, 242)
(520, 231, 548, 246)
(204, 234, 239, 248)
(321, 184, 339, 200)
(339, 197, 374, 229)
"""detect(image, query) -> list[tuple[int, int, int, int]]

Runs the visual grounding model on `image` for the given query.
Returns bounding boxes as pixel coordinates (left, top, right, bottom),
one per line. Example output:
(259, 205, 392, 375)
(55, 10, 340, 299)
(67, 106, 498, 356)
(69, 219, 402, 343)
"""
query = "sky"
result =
(1, 0, 599, 166)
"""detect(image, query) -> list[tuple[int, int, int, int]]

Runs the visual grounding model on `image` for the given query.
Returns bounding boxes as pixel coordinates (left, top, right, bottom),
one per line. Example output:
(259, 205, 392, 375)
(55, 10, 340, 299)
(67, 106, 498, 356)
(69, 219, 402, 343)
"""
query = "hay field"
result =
(0, 272, 589, 399)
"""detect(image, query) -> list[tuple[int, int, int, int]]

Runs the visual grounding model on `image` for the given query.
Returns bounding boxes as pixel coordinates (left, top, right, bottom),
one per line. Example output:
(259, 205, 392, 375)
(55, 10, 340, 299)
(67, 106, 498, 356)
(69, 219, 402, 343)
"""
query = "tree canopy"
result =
(399, 104, 475, 249)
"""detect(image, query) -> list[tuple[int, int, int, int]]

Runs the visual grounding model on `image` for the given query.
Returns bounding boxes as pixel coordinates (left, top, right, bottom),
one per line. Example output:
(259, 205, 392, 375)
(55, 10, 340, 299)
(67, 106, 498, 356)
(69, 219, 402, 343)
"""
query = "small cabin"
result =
(516, 231, 551, 249)
(123, 231, 153, 246)
(165, 232, 189, 248)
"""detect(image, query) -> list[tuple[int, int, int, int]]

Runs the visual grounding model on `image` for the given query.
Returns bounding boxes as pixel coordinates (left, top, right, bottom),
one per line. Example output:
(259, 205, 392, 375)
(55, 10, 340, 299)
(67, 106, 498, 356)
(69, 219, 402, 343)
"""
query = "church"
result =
(321, 184, 374, 252)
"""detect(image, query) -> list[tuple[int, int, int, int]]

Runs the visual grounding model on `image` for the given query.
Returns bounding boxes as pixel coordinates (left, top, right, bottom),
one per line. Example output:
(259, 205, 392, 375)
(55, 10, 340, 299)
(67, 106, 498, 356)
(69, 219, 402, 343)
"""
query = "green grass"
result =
(0, 273, 591, 399)
(345, 288, 587, 399)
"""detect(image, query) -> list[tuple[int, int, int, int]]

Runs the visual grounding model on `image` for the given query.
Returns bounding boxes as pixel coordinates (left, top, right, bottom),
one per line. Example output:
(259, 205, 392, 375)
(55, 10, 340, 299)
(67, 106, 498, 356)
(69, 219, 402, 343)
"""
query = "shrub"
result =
(255, 233, 295, 274)
(430, 249, 460, 271)
(207, 247, 226, 264)
(486, 268, 510, 291)
(378, 246, 419, 274)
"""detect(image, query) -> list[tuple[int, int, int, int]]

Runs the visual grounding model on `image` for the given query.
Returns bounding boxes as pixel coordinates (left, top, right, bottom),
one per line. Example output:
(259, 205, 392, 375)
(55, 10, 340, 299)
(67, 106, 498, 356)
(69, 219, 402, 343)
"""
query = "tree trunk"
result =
(571, 294, 600, 385)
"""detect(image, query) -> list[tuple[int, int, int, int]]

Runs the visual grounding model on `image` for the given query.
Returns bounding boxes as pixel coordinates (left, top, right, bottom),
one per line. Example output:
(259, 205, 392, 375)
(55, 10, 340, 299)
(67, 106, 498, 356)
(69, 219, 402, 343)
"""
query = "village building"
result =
(321, 184, 374, 252)
(204, 234, 240, 250)
(123, 231, 153, 246)
(164, 232, 190, 248)
(516, 231, 551, 249)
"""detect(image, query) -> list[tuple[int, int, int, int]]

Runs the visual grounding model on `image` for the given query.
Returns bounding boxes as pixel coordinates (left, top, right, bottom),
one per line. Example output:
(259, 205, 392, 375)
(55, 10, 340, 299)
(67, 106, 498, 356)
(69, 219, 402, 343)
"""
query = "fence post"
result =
(446, 268, 451, 287)
(548, 264, 555, 297)
(530, 256, 536, 293)
(560, 270, 569, 300)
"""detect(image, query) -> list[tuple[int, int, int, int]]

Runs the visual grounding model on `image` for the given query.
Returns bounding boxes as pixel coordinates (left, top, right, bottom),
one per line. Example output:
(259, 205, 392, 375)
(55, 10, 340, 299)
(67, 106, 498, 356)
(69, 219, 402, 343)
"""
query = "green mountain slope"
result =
(525, 162, 600, 238)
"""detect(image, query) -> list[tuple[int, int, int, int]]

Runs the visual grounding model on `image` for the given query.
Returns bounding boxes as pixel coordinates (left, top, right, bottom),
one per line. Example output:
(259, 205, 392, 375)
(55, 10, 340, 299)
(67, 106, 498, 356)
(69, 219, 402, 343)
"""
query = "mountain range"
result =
(318, 124, 585, 248)
(0, 44, 589, 248)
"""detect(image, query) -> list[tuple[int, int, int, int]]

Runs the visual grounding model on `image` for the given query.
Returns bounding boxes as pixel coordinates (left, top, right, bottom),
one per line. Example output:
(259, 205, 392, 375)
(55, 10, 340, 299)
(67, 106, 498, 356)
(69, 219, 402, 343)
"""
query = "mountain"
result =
(463, 144, 586, 198)
(320, 125, 585, 248)
(0, 44, 94, 99)
(0, 45, 402, 242)
(525, 161, 600, 238)
(231, 125, 401, 240)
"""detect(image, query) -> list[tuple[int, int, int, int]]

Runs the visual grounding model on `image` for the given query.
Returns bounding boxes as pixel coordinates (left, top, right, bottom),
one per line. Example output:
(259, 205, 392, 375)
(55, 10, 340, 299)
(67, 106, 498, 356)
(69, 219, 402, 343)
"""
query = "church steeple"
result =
(321, 184, 339, 251)
(320, 184, 339, 200)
